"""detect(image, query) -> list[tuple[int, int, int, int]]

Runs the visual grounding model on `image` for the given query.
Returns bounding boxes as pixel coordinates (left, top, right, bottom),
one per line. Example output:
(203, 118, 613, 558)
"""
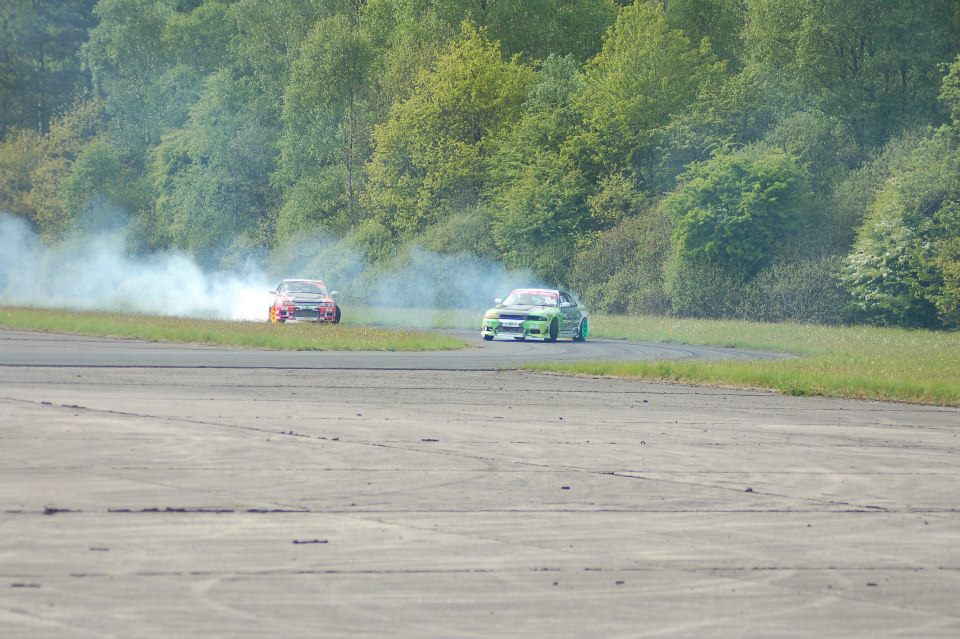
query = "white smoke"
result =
(0, 213, 540, 323)
(0, 214, 271, 320)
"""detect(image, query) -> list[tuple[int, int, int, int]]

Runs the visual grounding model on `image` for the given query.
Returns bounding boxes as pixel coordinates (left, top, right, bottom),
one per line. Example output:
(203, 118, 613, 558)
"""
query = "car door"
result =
(559, 292, 580, 334)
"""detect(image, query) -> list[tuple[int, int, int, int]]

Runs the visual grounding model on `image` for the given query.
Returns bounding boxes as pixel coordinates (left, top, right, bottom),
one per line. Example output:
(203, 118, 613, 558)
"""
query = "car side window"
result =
(561, 292, 575, 307)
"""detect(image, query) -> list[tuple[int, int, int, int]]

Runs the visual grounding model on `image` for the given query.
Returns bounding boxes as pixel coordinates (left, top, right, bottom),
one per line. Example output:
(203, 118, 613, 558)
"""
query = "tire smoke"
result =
(0, 213, 539, 324)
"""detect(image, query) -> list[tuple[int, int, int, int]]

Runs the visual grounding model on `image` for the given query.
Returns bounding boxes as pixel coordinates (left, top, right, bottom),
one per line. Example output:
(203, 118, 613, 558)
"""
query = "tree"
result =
(276, 12, 378, 236)
(365, 23, 534, 236)
(666, 144, 811, 277)
(487, 55, 596, 280)
(743, 0, 960, 147)
(161, 1, 236, 74)
(82, 0, 178, 154)
(573, 1, 725, 188)
(60, 137, 144, 221)
(568, 202, 673, 315)
(363, 0, 616, 123)
(0, 129, 43, 222)
(24, 99, 105, 241)
(151, 71, 279, 265)
(225, 0, 332, 115)
(839, 132, 960, 328)
(660, 0, 746, 70)
(0, 0, 96, 138)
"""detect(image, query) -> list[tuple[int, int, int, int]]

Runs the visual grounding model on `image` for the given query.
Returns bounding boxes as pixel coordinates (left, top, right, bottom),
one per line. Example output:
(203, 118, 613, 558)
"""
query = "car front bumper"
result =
(481, 318, 549, 339)
(273, 305, 339, 323)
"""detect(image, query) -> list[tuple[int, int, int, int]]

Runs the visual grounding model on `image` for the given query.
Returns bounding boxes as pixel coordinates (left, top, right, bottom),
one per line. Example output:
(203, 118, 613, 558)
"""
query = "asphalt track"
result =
(2, 328, 959, 637)
(0, 329, 780, 369)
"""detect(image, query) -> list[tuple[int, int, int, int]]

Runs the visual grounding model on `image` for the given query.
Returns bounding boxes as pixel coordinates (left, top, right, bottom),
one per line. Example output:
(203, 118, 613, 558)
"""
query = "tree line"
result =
(2, 0, 960, 327)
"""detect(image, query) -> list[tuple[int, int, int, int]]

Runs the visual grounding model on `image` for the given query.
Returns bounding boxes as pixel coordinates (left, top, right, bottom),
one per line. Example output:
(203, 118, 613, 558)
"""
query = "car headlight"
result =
(526, 315, 545, 321)
(484, 311, 499, 320)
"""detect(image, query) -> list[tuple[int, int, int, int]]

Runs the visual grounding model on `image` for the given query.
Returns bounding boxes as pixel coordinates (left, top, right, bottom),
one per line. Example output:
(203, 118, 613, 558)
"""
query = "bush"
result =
(741, 255, 847, 324)
(416, 207, 498, 258)
(666, 143, 811, 277)
(839, 132, 960, 328)
(663, 254, 746, 318)
(568, 205, 671, 314)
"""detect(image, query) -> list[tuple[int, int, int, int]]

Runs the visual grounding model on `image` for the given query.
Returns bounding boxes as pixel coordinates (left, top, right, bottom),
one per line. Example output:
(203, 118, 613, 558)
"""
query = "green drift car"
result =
(481, 288, 589, 342)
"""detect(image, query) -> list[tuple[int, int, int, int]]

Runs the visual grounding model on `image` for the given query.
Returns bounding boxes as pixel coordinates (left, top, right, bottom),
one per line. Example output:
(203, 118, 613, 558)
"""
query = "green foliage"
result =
(574, 2, 725, 182)
(3, 0, 960, 330)
(0, 0, 96, 137)
(661, 0, 746, 69)
(490, 149, 588, 283)
(666, 144, 811, 276)
(415, 207, 497, 257)
(663, 255, 746, 318)
(741, 255, 847, 324)
(476, 0, 617, 63)
(225, 0, 332, 110)
(363, 0, 615, 109)
(763, 111, 859, 194)
(366, 23, 534, 236)
(568, 203, 672, 315)
(743, 0, 960, 147)
(151, 71, 279, 265)
(942, 53, 960, 126)
(19, 100, 106, 241)
(839, 132, 960, 328)
(831, 131, 928, 250)
(277, 13, 377, 235)
(483, 55, 597, 280)
(0, 129, 43, 222)
(82, 0, 178, 154)
(161, 1, 235, 73)
(61, 139, 127, 215)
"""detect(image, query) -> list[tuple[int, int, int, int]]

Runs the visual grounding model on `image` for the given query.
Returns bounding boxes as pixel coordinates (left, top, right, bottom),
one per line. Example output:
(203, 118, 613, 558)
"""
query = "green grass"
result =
(4, 304, 957, 405)
(526, 315, 960, 407)
(0, 306, 469, 351)
(340, 304, 482, 330)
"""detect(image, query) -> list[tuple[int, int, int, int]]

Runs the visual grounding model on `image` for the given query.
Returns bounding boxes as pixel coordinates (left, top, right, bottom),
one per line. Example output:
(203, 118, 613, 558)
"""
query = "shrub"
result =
(666, 143, 811, 278)
(741, 255, 847, 324)
(839, 132, 960, 328)
(568, 205, 671, 314)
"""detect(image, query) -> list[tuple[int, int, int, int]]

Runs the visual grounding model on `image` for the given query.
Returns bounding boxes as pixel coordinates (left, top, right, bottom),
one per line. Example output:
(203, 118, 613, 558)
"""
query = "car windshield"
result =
(281, 281, 327, 295)
(501, 289, 558, 307)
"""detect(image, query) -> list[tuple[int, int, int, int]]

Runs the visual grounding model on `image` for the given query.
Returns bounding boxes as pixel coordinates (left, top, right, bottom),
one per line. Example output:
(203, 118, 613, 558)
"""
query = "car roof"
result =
(510, 288, 559, 294)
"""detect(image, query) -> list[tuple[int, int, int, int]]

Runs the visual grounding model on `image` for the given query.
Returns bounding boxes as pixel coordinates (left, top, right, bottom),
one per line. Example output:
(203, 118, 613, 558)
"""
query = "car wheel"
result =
(334, 307, 341, 324)
(573, 318, 587, 342)
(483, 334, 493, 341)
(546, 318, 559, 342)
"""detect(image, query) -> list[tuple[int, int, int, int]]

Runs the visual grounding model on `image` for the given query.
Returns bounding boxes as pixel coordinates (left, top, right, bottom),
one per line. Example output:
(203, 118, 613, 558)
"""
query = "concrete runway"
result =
(1, 330, 959, 637)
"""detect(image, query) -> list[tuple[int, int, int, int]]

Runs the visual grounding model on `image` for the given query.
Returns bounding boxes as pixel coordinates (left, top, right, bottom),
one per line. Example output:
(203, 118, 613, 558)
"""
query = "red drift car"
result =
(268, 279, 341, 324)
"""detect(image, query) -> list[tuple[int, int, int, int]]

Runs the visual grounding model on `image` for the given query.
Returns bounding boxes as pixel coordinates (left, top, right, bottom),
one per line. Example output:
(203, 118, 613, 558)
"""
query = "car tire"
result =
(546, 319, 559, 342)
(483, 334, 493, 341)
(334, 307, 341, 324)
(573, 318, 587, 342)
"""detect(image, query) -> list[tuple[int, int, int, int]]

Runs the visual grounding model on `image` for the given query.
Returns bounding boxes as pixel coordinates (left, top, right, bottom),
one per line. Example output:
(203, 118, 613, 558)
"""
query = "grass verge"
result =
(340, 304, 482, 330)
(0, 307, 468, 351)
(526, 315, 960, 407)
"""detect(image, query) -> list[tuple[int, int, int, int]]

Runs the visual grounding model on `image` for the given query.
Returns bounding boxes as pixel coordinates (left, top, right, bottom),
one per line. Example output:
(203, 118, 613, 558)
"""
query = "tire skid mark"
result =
(0, 395, 935, 514)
